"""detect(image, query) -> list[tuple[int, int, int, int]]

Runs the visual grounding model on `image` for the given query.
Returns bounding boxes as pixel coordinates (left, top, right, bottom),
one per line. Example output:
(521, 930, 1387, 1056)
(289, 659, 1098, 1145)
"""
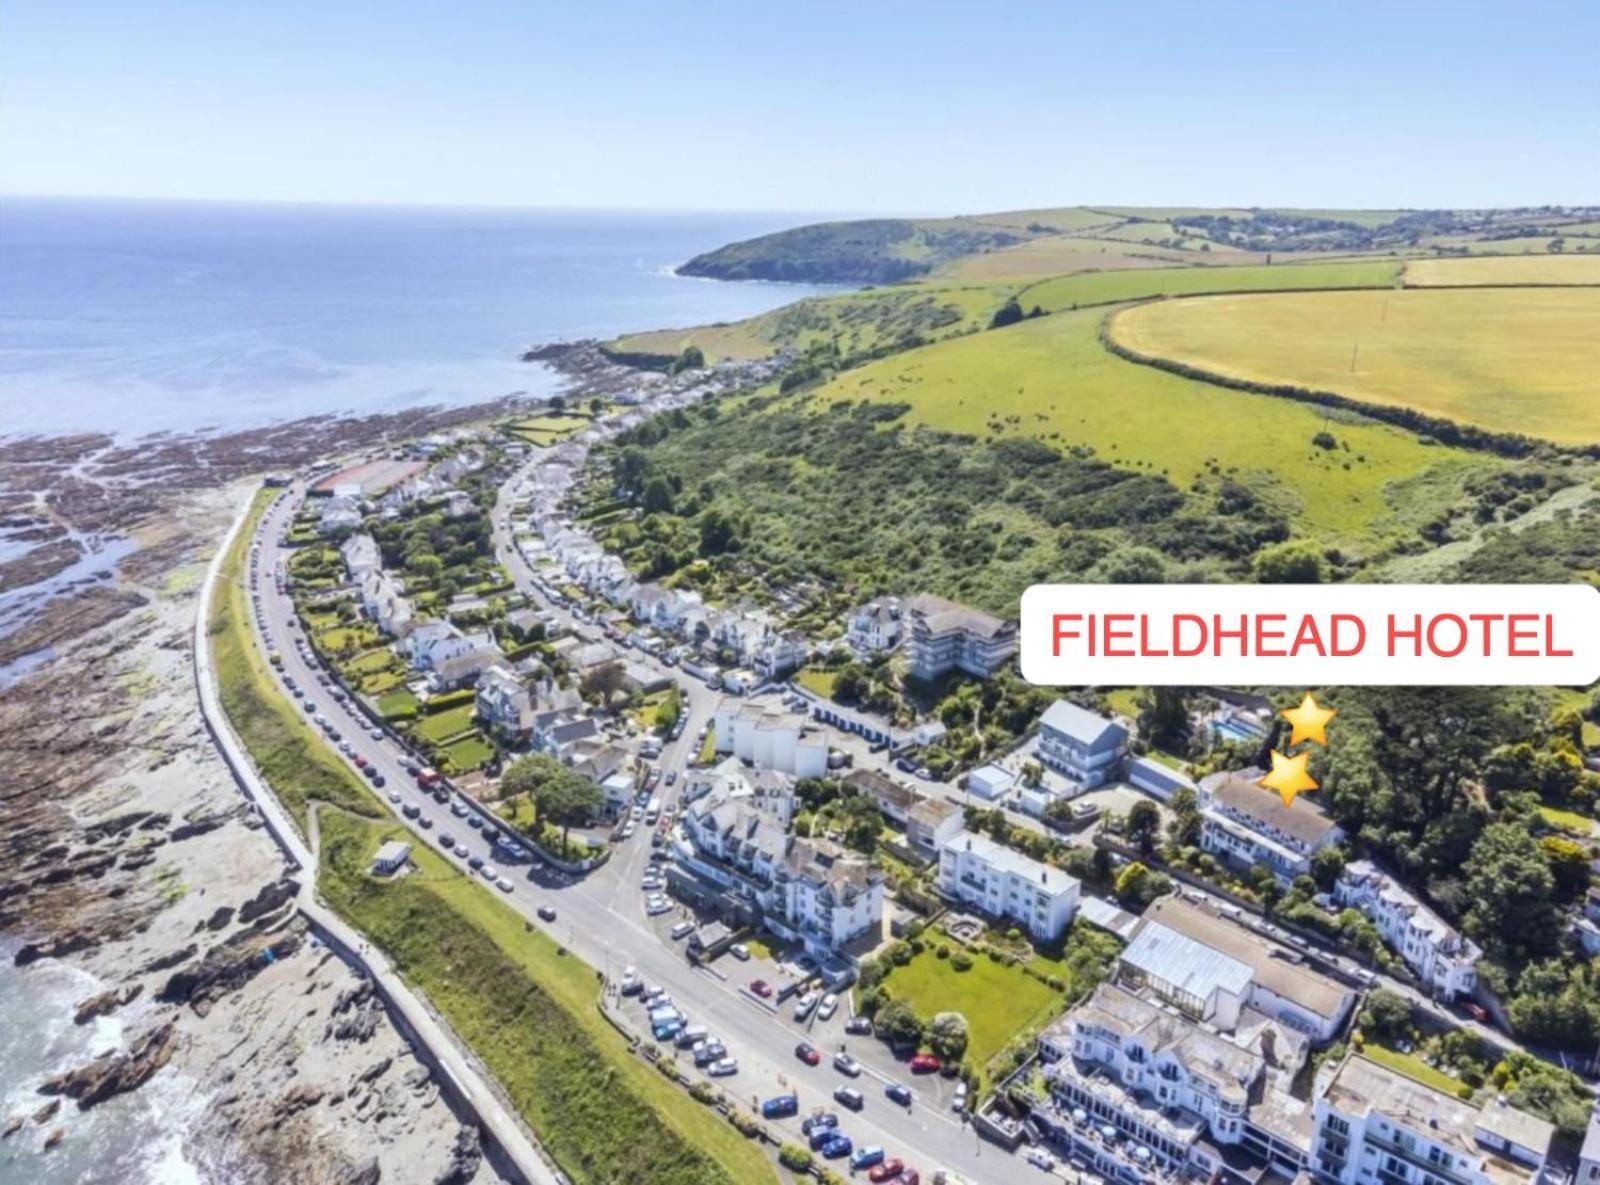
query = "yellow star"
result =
(1281, 692, 1337, 748)
(1258, 749, 1319, 809)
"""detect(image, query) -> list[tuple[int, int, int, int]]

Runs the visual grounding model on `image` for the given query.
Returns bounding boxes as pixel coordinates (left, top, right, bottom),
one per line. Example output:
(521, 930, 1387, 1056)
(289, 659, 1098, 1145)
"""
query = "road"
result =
(250, 478, 1022, 1185)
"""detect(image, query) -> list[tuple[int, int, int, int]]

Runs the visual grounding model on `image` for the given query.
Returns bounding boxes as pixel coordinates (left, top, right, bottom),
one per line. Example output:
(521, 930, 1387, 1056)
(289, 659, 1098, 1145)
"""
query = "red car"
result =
(909, 1054, 941, 1074)
(795, 1042, 821, 1066)
(749, 979, 772, 998)
(1464, 1002, 1490, 1024)
(869, 1159, 905, 1182)
(899, 1171, 920, 1185)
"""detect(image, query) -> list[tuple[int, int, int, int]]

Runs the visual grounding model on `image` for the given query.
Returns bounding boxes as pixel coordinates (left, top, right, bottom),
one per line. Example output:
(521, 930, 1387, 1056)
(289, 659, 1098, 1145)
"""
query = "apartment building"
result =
(1037, 700, 1130, 790)
(712, 703, 829, 778)
(1199, 767, 1344, 885)
(1334, 860, 1481, 1002)
(1313, 1055, 1552, 1185)
(845, 597, 903, 653)
(937, 830, 1080, 940)
(903, 594, 1018, 681)
(767, 837, 886, 957)
(474, 665, 534, 743)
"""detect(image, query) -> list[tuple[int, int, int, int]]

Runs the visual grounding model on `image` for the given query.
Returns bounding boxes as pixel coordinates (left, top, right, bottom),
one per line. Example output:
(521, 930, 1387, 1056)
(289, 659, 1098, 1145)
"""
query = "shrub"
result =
(779, 1144, 814, 1172)
(950, 952, 974, 972)
(726, 1109, 761, 1137)
(689, 1081, 718, 1104)
(936, 943, 950, 959)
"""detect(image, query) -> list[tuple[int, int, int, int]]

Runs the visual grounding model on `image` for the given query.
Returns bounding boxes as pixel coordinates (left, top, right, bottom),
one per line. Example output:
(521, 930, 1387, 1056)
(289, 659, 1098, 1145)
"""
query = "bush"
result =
(779, 1145, 814, 1172)
(689, 1081, 718, 1104)
(950, 952, 974, 972)
(936, 943, 950, 959)
(727, 1110, 761, 1137)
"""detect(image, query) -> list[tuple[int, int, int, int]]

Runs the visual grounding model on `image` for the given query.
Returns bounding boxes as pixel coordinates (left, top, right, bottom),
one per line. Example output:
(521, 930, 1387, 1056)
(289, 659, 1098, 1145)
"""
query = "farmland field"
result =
(935, 235, 1256, 281)
(809, 304, 1484, 543)
(1107, 287, 1600, 445)
(1022, 259, 1400, 312)
(1404, 253, 1600, 286)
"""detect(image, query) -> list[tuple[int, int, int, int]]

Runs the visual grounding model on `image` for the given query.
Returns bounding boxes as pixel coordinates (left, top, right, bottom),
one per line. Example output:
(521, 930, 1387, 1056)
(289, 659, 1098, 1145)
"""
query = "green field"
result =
(1108, 287, 1600, 446)
(1405, 253, 1600, 286)
(209, 491, 383, 832)
(1360, 1046, 1472, 1100)
(869, 947, 1063, 1076)
(317, 810, 775, 1185)
(415, 702, 477, 743)
(1021, 259, 1401, 312)
(810, 304, 1486, 544)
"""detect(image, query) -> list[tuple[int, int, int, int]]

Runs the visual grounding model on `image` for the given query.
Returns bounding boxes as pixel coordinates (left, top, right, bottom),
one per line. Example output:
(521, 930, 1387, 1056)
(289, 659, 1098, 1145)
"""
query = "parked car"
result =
(707, 1057, 737, 1077)
(810, 1126, 842, 1152)
(537, 905, 557, 922)
(818, 993, 839, 1020)
(868, 1159, 905, 1183)
(909, 1054, 941, 1074)
(832, 1052, 861, 1077)
(952, 1081, 968, 1112)
(845, 1016, 873, 1036)
(439, 834, 455, 849)
(820, 1135, 853, 1160)
(801, 1112, 837, 1135)
(760, 1094, 798, 1120)
(795, 1042, 821, 1066)
(793, 992, 819, 1021)
(729, 942, 750, 961)
(833, 1086, 864, 1111)
(850, 1146, 884, 1171)
(749, 979, 772, 998)
(886, 1082, 912, 1106)
(468, 856, 484, 870)
(1025, 1148, 1057, 1171)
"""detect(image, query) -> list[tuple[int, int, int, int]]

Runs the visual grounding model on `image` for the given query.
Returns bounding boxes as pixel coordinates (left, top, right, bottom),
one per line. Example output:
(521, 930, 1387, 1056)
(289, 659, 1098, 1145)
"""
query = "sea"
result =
(0, 196, 839, 439)
(0, 198, 837, 1181)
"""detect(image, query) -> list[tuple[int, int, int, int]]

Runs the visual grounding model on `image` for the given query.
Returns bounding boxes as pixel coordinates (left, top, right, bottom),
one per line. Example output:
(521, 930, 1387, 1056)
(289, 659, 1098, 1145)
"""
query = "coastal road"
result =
(251, 482, 1017, 1185)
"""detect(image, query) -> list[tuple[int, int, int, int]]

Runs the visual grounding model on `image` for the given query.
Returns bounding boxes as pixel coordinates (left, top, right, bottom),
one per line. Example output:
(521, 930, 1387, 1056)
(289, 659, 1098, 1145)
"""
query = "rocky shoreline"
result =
(0, 466, 520, 1183)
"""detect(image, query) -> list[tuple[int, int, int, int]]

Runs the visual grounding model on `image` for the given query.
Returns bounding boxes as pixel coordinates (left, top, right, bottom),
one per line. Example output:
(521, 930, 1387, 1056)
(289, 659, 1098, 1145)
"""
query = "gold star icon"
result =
(1258, 749, 1319, 808)
(1281, 692, 1337, 748)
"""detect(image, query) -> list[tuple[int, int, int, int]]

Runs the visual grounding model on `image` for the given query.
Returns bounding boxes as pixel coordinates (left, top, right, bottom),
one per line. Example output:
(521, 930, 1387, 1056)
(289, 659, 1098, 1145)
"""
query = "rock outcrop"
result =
(38, 1021, 178, 1110)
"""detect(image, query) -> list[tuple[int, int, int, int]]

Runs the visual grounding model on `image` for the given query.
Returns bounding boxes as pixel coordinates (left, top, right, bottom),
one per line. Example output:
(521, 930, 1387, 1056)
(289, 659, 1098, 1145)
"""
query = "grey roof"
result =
(1122, 920, 1255, 1002)
(1202, 767, 1339, 848)
(1040, 699, 1128, 752)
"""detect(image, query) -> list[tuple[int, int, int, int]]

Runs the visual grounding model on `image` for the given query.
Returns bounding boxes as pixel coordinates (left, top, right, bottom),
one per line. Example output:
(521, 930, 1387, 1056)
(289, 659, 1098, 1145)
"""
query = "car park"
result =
(833, 1086, 864, 1111)
(886, 1082, 912, 1106)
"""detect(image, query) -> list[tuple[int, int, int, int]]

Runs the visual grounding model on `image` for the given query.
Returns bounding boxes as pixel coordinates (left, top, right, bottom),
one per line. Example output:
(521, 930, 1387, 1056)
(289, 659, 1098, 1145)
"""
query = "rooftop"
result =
(945, 829, 1079, 895)
(1121, 920, 1255, 1004)
(1040, 699, 1128, 751)
(1201, 768, 1339, 848)
(906, 593, 1014, 640)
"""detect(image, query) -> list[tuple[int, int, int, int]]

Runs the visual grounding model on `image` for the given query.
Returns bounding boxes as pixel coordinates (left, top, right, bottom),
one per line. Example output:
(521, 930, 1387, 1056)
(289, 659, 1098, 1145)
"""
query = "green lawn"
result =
(1360, 1046, 1472, 1100)
(1103, 688, 1141, 718)
(416, 703, 477, 743)
(872, 947, 1063, 1075)
(1538, 805, 1597, 838)
(316, 810, 776, 1185)
(209, 490, 383, 833)
(793, 667, 839, 700)
(378, 689, 420, 721)
(440, 733, 495, 772)
(697, 727, 717, 765)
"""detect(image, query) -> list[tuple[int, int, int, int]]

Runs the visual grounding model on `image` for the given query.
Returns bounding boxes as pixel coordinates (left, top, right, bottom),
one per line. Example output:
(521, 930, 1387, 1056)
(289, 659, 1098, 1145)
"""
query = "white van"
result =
(670, 920, 694, 941)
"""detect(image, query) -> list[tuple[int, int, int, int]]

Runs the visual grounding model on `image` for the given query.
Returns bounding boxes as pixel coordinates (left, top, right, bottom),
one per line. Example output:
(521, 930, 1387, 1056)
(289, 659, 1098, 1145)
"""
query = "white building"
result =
(358, 569, 414, 639)
(751, 632, 807, 680)
(318, 495, 362, 535)
(1577, 1100, 1600, 1185)
(903, 594, 1017, 682)
(712, 703, 829, 779)
(340, 532, 382, 580)
(1037, 700, 1129, 791)
(372, 840, 412, 876)
(1313, 1055, 1552, 1185)
(846, 598, 902, 654)
(1334, 860, 1481, 1001)
(767, 838, 884, 957)
(475, 665, 534, 743)
(1199, 767, 1344, 885)
(963, 763, 1017, 802)
(937, 830, 1080, 940)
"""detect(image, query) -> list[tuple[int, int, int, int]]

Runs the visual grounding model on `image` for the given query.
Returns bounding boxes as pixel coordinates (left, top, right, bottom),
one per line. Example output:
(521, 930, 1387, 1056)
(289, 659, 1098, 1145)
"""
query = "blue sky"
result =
(3, 0, 1595, 213)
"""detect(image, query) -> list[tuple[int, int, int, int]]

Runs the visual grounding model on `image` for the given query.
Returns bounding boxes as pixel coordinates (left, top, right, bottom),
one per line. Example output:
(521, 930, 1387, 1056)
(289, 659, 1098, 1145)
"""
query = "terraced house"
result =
(903, 593, 1018, 681)
(1333, 861, 1481, 1002)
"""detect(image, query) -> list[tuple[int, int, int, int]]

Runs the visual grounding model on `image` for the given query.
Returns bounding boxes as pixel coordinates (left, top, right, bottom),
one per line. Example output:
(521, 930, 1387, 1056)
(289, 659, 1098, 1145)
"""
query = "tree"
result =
(669, 344, 706, 374)
(1094, 547, 1167, 584)
(1126, 800, 1162, 855)
(613, 446, 650, 498)
(642, 476, 676, 515)
(498, 755, 602, 847)
(549, 395, 566, 411)
(1114, 861, 1154, 907)
(834, 796, 884, 854)
(1463, 822, 1561, 958)
(1136, 687, 1190, 753)
(697, 509, 739, 556)
(928, 1012, 969, 1063)
(1252, 541, 1327, 583)
(579, 660, 629, 707)
(1166, 787, 1202, 849)
(1539, 835, 1590, 901)
(1360, 989, 1413, 1041)
(989, 298, 1024, 329)
(1310, 844, 1347, 893)
(654, 688, 682, 737)
(588, 397, 604, 416)
(876, 998, 924, 1049)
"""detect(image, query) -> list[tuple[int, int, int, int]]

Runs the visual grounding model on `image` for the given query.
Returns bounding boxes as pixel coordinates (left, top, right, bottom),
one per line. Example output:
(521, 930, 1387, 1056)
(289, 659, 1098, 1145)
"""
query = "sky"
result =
(2, 0, 1596, 214)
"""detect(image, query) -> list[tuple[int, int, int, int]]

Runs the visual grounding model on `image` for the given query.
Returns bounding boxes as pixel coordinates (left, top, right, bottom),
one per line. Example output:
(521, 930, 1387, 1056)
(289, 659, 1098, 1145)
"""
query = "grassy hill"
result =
(676, 205, 1600, 285)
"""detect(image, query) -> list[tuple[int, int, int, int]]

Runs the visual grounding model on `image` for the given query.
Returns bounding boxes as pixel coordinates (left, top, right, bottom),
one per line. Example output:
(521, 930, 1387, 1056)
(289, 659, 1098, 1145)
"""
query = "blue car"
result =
(850, 1145, 885, 1170)
(761, 1094, 799, 1120)
(809, 1127, 842, 1152)
(820, 1135, 852, 1160)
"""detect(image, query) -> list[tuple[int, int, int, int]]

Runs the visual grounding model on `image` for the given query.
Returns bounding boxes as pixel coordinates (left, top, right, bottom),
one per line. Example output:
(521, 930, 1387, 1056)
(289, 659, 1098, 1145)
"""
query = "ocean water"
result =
(0, 197, 840, 439)
(0, 939, 207, 1185)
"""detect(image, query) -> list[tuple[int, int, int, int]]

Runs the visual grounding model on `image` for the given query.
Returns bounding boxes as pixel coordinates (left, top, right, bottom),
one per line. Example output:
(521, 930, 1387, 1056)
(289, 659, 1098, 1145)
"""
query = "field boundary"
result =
(1097, 304, 1591, 459)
